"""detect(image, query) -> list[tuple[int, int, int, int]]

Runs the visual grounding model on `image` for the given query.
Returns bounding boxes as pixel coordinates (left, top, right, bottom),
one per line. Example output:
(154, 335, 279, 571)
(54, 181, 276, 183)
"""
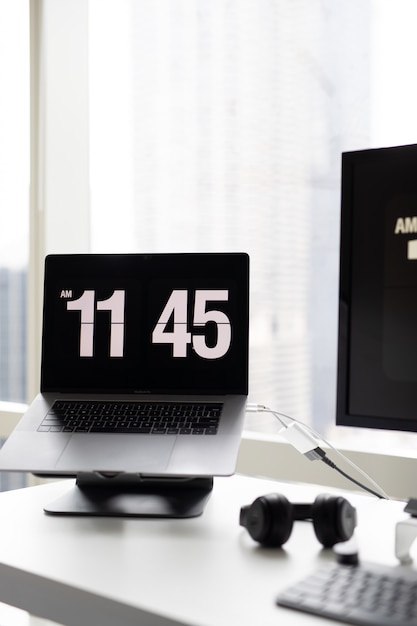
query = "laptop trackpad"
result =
(55, 435, 176, 473)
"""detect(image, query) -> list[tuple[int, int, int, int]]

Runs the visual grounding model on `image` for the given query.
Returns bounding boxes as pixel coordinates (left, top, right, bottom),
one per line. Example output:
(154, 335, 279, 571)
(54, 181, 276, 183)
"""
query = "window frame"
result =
(28, 0, 91, 403)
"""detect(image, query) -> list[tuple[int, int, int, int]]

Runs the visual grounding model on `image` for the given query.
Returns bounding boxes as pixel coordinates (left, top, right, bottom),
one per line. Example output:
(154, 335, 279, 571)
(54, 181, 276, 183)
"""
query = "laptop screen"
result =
(41, 253, 249, 395)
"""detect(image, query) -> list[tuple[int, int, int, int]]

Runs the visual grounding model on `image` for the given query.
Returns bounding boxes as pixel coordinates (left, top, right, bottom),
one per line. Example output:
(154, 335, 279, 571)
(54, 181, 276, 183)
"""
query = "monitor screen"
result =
(337, 144, 417, 432)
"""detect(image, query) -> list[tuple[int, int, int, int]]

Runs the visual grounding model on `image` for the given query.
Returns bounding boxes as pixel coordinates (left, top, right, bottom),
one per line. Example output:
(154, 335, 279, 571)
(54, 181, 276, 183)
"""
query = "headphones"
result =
(239, 493, 357, 548)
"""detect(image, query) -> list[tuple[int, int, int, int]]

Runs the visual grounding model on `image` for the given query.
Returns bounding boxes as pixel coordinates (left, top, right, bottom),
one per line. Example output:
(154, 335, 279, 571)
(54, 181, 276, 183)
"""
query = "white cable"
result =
(301, 420, 391, 501)
(248, 404, 390, 500)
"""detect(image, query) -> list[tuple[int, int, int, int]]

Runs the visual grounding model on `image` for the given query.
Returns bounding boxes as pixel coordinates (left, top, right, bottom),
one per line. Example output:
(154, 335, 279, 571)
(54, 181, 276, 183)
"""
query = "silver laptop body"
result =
(0, 253, 249, 477)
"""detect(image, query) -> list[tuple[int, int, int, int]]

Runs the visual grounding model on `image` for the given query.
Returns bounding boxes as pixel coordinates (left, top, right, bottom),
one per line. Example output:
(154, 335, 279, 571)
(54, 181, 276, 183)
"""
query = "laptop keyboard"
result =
(38, 401, 222, 435)
(277, 561, 417, 626)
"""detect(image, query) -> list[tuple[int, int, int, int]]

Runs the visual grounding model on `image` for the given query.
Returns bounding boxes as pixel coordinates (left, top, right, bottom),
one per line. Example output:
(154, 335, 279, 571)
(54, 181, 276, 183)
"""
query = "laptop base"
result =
(44, 473, 214, 518)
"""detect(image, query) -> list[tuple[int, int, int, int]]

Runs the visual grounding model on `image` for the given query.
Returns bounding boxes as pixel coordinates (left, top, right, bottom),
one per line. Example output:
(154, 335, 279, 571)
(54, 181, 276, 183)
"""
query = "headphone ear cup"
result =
(311, 494, 357, 548)
(242, 493, 294, 547)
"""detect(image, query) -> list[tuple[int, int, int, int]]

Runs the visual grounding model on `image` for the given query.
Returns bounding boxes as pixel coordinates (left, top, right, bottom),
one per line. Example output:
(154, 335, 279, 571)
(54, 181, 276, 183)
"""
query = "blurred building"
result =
(0, 267, 27, 403)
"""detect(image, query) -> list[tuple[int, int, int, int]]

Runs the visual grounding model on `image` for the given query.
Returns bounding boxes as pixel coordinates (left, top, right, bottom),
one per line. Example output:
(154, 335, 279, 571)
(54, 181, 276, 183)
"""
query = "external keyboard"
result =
(277, 561, 417, 626)
(38, 400, 222, 435)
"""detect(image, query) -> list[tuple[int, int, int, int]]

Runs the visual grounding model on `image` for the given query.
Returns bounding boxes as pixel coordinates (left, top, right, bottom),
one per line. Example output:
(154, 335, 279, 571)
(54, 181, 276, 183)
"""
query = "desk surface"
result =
(0, 474, 410, 626)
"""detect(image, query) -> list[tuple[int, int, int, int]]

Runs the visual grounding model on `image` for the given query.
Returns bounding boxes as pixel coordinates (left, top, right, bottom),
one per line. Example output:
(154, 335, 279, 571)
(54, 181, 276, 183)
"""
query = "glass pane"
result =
(0, 1, 29, 403)
(89, 0, 417, 451)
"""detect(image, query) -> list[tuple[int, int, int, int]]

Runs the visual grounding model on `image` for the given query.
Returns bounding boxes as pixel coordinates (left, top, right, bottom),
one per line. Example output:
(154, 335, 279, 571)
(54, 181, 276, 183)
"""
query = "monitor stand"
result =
(43, 472, 214, 518)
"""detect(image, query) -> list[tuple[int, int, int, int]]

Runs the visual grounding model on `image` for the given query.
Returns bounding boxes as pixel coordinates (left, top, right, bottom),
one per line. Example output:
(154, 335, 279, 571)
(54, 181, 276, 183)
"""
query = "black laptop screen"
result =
(40, 253, 249, 395)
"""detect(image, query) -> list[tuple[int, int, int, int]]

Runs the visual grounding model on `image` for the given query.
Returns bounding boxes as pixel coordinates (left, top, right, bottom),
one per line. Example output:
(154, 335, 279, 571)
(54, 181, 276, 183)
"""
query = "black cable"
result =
(321, 455, 386, 499)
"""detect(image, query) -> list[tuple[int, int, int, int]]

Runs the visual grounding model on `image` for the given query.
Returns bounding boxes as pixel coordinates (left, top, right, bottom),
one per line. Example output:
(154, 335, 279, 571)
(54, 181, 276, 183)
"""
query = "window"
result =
(88, 0, 417, 454)
(0, 1, 29, 494)
(6, 0, 417, 502)
(0, 1, 29, 406)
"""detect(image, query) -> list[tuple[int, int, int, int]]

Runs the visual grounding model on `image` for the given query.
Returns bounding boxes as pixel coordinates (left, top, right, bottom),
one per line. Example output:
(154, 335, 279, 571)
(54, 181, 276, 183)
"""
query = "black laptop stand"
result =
(42, 472, 214, 518)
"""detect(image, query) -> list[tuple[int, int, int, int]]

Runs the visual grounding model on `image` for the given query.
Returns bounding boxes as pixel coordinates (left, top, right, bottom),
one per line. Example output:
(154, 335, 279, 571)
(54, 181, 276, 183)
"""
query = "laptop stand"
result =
(43, 473, 214, 518)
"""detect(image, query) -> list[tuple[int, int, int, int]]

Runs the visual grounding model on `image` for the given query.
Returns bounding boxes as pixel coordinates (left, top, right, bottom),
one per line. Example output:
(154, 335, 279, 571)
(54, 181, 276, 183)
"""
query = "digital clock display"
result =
(41, 253, 249, 394)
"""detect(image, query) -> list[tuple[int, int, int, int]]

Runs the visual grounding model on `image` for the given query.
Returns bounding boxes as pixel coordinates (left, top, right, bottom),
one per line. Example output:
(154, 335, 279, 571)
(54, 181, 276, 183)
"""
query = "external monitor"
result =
(337, 144, 417, 432)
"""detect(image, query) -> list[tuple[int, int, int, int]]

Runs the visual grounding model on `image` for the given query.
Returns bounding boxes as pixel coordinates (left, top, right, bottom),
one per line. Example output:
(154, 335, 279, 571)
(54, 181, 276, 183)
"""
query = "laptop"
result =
(0, 253, 249, 477)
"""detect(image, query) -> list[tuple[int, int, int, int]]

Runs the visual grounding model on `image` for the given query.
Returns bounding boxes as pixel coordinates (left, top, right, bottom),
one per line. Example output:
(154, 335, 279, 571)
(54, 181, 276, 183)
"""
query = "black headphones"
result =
(239, 493, 357, 548)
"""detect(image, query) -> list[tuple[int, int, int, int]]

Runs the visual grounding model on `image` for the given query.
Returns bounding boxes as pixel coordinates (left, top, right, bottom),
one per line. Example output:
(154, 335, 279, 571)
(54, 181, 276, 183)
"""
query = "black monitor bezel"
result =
(336, 143, 417, 433)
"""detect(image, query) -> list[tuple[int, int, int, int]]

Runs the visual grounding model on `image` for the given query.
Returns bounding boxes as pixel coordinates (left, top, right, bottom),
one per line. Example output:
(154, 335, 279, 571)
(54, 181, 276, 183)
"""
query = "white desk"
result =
(0, 474, 410, 626)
